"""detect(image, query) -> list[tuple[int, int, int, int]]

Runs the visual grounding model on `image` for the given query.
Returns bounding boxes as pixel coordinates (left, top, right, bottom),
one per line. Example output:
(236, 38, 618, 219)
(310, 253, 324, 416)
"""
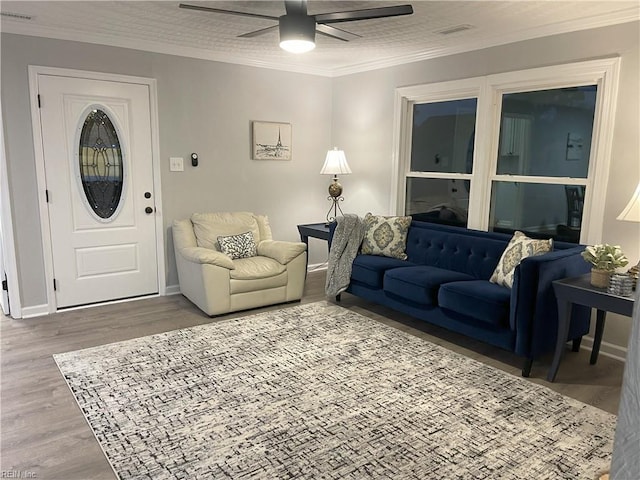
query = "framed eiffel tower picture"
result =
(252, 121, 292, 160)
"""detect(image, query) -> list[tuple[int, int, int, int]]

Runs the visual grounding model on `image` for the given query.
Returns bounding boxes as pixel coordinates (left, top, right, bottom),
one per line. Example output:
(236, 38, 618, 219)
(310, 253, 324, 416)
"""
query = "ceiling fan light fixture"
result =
(280, 38, 316, 54)
(279, 14, 316, 53)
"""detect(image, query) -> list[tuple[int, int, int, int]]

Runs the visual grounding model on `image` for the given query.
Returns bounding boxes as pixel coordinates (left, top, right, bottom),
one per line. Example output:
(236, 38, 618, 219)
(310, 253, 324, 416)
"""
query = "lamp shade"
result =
(320, 148, 352, 175)
(617, 182, 640, 222)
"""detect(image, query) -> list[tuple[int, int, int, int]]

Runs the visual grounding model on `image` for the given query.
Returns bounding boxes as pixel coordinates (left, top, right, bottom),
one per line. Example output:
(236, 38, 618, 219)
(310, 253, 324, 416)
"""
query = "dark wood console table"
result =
(548, 273, 634, 382)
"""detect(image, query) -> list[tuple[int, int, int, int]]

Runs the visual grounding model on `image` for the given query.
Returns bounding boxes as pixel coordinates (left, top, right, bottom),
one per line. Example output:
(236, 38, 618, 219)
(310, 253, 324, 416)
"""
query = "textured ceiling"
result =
(1, 1, 639, 76)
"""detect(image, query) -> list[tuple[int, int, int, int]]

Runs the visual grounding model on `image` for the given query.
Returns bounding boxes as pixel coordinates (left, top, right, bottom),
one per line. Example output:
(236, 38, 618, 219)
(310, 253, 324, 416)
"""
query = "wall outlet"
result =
(169, 157, 184, 172)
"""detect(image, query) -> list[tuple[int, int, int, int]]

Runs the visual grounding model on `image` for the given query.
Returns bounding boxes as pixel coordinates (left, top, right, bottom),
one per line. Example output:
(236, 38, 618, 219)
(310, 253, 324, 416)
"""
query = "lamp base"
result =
(325, 195, 345, 224)
(328, 178, 343, 198)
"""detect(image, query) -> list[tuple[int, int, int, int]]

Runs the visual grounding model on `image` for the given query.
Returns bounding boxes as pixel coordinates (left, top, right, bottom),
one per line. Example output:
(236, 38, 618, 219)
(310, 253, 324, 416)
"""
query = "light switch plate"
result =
(169, 157, 184, 172)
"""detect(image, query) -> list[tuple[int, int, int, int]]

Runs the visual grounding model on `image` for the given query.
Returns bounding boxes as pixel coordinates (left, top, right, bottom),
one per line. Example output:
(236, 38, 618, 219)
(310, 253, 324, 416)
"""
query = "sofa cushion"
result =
(218, 232, 257, 259)
(438, 280, 511, 328)
(384, 266, 474, 306)
(191, 212, 260, 251)
(361, 213, 412, 260)
(351, 255, 412, 289)
(490, 231, 553, 288)
(229, 256, 286, 280)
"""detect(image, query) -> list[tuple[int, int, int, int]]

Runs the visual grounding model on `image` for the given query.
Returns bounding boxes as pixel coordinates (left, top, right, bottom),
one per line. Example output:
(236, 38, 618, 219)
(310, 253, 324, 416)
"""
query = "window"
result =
(393, 58, 620, 244)
(489, 86, 596, 242)
(406, 98, 476, 227)
(78, 108, 124, 220)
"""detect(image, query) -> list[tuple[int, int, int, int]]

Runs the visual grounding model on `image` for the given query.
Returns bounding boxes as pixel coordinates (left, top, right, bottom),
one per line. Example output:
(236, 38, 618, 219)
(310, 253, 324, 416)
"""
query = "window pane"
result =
(489, 182, 585, 243)
(405, 177, 469, 227)
(79, 109, 123, 219)
(411, 99, 476, 174)
(497, 86, 596, 178)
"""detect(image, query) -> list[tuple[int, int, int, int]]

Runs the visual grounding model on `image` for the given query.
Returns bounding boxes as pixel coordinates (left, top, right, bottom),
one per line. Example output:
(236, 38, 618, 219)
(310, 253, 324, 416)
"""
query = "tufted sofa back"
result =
(405, 223, 507, 280)
(403, 221, 581, 280)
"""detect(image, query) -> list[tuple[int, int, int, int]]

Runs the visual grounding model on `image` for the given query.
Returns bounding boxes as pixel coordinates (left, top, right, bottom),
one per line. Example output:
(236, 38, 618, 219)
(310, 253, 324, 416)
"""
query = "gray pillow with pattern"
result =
(490, 231, 553, 288)
(360, 213, 412, 260)
(217, 232, 257, 260)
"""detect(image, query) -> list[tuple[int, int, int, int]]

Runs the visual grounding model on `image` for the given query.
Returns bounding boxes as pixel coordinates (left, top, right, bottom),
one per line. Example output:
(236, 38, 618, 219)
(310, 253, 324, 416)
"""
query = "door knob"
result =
(145, 207, 154, 214)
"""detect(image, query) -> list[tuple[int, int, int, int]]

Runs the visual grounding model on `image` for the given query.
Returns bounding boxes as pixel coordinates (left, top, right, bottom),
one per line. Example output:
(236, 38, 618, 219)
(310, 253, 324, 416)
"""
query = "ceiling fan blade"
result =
(315, 24, 361, 42)
(314, 4, 413, 24)
(238, 24, 280, 38)
(285, 0, 307, 16)
(179, 3, 278, 21)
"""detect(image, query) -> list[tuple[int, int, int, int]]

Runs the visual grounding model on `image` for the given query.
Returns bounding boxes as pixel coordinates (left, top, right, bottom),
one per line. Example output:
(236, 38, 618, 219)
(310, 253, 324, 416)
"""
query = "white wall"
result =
(1, 33, 333, 308)
(331, 21, 640, 357)
(151, 55, 334, 285)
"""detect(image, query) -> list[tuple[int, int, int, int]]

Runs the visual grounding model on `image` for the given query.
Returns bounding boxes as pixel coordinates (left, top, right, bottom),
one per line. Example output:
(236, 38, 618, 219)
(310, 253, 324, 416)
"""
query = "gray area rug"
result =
(54, 301, 616, 479)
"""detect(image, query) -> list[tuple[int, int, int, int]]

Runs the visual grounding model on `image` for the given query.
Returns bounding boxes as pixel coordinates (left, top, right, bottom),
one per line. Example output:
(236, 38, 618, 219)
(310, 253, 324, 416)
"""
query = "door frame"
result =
(0, 99, 21, 317)
(28, 66, 166, 314)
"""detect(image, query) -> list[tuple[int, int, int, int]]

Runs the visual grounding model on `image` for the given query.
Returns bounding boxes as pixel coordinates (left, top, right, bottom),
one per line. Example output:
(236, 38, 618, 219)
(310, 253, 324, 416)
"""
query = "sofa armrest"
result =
(178, 247, 235, 270)
(257, 240, 307, 264)
(511, 246, 591, 359)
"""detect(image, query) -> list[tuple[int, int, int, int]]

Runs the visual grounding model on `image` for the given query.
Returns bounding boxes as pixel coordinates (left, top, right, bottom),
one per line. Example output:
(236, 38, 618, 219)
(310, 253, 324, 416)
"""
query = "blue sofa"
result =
(329, 220, 591, 376)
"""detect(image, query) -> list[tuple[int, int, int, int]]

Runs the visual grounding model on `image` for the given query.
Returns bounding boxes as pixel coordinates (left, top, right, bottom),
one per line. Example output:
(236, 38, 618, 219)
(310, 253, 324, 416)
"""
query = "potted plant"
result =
(581, 244, 629, 288)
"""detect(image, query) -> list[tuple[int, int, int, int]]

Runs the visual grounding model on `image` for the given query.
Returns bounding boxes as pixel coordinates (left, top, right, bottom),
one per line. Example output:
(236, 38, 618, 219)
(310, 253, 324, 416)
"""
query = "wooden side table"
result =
(297, 223, 330, 247)
(547, 273, 635, 382)
(297, 223, 331, 274)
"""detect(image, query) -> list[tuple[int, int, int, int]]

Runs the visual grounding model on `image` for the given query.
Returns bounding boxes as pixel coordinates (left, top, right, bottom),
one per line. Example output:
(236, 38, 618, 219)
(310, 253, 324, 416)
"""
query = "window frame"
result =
(391, 57, 621, 244)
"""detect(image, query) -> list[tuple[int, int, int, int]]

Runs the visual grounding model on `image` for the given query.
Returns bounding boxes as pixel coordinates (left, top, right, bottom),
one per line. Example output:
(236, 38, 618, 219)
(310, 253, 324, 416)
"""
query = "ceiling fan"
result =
(179, 1, 414, 53)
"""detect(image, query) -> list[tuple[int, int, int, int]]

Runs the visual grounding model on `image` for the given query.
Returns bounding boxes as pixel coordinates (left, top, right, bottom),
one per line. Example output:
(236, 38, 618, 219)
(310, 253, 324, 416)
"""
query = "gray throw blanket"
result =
(325, 214, 365, 297)
(610, 287, 640, 478)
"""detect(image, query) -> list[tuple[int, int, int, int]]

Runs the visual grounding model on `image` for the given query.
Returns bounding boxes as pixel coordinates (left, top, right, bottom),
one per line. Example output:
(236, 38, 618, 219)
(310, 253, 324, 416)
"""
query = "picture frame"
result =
(565, 132, 583, 161)
(252, 121, 292, 160)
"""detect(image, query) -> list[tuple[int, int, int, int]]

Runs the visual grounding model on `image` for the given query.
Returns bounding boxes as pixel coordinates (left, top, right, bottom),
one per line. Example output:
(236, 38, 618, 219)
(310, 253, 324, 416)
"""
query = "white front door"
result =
(37, 75, 158, 308)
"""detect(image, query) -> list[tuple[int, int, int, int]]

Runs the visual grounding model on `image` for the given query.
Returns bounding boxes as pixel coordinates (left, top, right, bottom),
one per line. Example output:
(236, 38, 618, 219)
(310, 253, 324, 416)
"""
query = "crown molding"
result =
(0, 22, 336, 77)
(2, 6, 638, 78)
(329, 7, 640, 77)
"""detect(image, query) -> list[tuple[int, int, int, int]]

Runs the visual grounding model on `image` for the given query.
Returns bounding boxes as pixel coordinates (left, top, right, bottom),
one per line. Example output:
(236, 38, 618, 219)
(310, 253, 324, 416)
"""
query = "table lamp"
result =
(320, 147, 351, 224)
(617, 181, 640, 285)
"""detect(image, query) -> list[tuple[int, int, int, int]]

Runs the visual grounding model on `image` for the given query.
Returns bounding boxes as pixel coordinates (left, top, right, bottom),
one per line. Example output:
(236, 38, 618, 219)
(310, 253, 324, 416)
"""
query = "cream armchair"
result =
(172, 212, 307, 316)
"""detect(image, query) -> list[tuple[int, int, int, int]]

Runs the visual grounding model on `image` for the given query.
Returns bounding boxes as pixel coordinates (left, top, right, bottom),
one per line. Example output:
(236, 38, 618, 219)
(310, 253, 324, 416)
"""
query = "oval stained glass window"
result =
(78, 109, 123, 219)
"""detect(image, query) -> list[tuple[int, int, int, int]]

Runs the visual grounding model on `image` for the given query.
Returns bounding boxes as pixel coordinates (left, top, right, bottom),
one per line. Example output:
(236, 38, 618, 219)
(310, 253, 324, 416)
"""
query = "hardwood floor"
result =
(1, 270, 624, 479)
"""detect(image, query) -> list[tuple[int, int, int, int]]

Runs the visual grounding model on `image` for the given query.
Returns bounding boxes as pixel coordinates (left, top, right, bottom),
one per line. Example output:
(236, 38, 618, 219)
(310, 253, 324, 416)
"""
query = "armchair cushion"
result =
(230, 256, 286, 280)
(191, 212, 260, 251)
(218, 232, 257, 259)
(255, 215, 273, 242)
(178, 246, 235, 270)
(257, 240, 307, 265)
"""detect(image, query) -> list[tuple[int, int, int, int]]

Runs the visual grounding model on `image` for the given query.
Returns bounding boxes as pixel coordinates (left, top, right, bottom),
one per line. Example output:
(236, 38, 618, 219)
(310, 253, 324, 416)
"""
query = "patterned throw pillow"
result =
(360, 213, 412, 260)
(217, 232, 257, 260)
(490, 231, 553, 288)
